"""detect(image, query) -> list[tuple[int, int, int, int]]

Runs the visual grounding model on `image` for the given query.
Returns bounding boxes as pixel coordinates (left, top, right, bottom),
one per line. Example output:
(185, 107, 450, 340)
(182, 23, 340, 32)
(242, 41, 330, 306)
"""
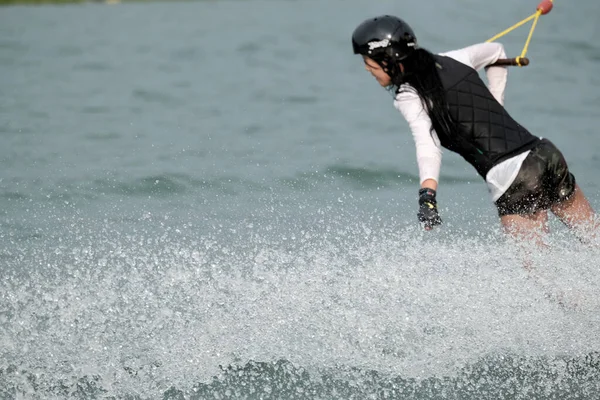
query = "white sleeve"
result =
(442, 42, 508, 105)
(394, 88, 442, 185)
(466, 42, 508, 106)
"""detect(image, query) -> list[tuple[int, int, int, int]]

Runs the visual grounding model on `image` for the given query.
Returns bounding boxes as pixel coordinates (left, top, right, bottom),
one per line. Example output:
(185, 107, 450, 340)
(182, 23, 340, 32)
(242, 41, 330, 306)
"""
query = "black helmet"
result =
(352, 15, 418, 63)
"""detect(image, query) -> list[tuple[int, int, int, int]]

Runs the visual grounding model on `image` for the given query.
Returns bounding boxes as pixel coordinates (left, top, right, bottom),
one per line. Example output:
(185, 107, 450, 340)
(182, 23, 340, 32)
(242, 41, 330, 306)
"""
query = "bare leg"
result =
(500, 208, 584, 309)
(500, 210, 549, 251)
(550, 184, 599, 242)
(500, 210, 565, 302)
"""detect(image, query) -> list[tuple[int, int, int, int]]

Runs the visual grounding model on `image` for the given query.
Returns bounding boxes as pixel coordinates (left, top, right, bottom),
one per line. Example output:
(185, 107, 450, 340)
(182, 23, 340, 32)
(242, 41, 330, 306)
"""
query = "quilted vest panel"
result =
(432, 55, 540, 178)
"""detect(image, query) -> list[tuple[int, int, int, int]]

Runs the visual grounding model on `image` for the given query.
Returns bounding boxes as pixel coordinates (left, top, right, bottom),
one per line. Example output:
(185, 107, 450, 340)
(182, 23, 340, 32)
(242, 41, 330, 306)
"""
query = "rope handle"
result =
(489, 57, 530, 67)
(485, 0, 554, 67)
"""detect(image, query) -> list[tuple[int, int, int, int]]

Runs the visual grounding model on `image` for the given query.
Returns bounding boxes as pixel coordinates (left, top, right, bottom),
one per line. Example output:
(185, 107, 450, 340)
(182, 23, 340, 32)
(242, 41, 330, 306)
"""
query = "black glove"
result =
(417, 188, 442, 230)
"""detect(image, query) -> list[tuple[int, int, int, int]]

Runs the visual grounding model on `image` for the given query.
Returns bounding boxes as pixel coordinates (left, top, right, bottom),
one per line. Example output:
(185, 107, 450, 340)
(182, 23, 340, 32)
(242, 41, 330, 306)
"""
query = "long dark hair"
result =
(393, 48, 457, 137)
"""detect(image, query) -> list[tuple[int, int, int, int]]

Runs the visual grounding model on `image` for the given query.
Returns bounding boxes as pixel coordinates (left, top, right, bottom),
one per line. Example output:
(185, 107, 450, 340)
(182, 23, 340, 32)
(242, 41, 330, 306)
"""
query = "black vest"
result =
(431, 55, 540, 178)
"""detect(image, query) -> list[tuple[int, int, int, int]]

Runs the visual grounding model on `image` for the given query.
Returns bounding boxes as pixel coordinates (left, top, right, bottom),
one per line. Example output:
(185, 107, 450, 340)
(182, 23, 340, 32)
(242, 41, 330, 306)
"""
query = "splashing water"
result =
(1, 218, 599, 399)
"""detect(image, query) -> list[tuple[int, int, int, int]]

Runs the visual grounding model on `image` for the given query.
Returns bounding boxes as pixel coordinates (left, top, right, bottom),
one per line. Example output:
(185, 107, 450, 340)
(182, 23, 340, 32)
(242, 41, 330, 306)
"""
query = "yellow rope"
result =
(520, 10, 542, 58)
(485, 13, 538, 43)
(486, 0, 554, 67)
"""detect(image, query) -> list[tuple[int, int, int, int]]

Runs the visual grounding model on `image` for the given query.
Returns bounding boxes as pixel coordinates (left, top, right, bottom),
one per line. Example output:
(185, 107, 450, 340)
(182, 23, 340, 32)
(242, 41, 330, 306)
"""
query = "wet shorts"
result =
(495, 138, 576, 216)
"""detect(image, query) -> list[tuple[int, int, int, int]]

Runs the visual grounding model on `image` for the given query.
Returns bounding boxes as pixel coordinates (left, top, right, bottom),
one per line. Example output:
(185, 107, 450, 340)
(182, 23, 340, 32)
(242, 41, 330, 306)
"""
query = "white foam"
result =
(1, 225, 599, 397)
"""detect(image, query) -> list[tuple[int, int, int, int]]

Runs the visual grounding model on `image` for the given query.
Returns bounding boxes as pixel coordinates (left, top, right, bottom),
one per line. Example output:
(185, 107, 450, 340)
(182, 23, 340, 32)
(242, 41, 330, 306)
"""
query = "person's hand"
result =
(417, 188, 442, 230)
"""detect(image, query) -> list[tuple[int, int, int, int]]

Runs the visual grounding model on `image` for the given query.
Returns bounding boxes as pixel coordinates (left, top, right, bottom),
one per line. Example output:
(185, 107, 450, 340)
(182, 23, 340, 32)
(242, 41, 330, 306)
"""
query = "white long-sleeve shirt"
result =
(393, 42, 534, 201)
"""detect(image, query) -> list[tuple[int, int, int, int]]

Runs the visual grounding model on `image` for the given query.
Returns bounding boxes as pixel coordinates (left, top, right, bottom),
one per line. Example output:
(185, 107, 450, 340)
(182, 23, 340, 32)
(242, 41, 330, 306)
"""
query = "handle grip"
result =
(488, 57, 530, 67)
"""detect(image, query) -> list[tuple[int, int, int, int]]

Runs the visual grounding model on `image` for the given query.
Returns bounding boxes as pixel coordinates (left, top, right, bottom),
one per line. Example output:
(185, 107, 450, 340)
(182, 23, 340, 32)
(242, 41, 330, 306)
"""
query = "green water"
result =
(1, 0, 599, 398)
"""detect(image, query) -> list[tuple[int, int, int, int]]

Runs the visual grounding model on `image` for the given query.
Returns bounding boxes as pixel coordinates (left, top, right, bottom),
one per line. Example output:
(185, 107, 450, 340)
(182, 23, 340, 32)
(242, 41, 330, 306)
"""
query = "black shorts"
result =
(495, 138, 576, 217)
